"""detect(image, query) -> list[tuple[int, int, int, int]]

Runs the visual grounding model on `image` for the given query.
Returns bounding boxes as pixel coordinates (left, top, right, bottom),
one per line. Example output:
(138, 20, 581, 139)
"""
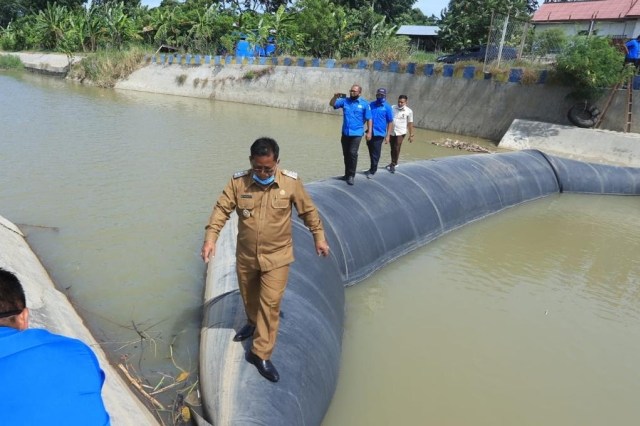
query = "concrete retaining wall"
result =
(5, 51, 639, 141)
(499, 119, 640, 167)
(114, 59, 640, 141)
(0, 216, 159, 426)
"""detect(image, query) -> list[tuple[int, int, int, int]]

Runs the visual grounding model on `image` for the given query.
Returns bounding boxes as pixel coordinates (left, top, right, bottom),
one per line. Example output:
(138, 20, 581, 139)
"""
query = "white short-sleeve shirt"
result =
(391, 105, 413, 136)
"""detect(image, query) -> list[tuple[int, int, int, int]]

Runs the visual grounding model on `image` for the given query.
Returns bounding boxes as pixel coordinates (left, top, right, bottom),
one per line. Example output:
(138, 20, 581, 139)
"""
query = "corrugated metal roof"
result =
(533, 0, 640, 22)
(396, 25, 440, 36)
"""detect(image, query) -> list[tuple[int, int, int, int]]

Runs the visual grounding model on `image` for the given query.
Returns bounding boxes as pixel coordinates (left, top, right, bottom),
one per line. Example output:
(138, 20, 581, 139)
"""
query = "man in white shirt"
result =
(386, 95, 414, 173)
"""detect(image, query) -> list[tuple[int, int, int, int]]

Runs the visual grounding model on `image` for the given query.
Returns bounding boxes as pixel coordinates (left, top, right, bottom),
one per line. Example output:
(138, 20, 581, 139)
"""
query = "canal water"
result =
(1, 71, 639, 425)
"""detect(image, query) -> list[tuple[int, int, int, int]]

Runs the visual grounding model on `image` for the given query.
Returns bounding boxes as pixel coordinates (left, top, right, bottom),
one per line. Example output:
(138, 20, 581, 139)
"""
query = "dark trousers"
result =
(389, 134, 405, 165)
(366, 136, 384, 174)
(341, 135, 362, 177)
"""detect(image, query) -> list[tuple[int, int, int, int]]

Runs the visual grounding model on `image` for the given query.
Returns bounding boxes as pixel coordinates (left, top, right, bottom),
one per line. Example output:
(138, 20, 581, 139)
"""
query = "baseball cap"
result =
(376, 88, 387, 96)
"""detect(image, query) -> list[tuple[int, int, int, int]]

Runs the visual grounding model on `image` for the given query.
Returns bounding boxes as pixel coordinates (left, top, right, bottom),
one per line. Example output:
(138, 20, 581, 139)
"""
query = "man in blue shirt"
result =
(625, 35, 640, 69)
(330, 84, 372, 185)
(366, 88, 394, 178)
(0, 267, 110, 425)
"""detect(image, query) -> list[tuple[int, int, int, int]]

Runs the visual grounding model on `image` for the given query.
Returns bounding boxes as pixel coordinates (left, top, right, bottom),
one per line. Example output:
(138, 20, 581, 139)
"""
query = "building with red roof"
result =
(533, 0, 640, 38)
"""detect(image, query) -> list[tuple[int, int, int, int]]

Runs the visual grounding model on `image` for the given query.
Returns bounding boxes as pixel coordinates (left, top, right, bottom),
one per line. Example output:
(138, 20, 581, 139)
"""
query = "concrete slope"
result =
(201, 150, 640, 425)
(499, 119, 640, 167)
(0, 217, 159, 426)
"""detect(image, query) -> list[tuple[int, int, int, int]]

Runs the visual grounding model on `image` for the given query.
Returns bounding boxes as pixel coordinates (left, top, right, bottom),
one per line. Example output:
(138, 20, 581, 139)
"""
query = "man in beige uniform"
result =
(201, 137, 330, 382)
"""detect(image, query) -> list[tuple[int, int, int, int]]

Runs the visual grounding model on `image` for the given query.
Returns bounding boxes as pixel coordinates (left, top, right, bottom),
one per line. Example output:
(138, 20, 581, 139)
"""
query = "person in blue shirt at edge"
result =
(366, 88, 394, 179)
(235, 35, 252, 58)
(0, 267, 110, 425)
(330, 84, 372, 185)
(624, 35, 640, 70)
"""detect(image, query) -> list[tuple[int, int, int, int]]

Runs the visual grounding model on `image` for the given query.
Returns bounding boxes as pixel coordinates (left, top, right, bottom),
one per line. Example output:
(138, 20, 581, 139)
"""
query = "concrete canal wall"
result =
(113, 54, 640, 141)
(5, 51, 640, 140)
(0, 216, 159, 426)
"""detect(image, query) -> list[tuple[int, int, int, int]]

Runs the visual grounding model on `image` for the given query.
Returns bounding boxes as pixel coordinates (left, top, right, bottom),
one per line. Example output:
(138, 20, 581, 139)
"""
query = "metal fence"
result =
(484, 11, 531, 72)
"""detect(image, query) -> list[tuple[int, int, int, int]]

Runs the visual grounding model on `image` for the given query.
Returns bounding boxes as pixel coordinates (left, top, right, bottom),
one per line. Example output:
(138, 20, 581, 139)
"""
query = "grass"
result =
(67, 46, 147, 88)
(0, 54, 24, 70)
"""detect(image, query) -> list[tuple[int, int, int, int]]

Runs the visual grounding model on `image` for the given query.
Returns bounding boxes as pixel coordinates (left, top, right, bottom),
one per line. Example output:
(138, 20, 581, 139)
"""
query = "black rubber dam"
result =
(200, 150, 640, 425)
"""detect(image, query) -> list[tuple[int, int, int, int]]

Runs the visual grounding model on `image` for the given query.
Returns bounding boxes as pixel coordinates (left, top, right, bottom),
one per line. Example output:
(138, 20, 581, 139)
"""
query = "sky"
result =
(416, 0, 449, 18)
(140, 0, 451, 17)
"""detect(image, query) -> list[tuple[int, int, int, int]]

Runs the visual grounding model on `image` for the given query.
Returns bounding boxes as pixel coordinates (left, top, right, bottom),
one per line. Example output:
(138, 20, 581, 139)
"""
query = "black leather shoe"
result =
(346, 176, 354, 185)
(233, 324, 255, 342)
(246, 351, 280, 382)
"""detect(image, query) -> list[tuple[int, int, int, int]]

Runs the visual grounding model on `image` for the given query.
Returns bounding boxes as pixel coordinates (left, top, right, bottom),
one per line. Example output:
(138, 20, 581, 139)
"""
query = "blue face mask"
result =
(253, 173, 275, 185)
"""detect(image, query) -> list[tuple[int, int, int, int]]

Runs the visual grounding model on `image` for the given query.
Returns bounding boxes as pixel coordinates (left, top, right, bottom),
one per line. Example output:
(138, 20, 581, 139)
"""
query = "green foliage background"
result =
(0, 0, 436, 59)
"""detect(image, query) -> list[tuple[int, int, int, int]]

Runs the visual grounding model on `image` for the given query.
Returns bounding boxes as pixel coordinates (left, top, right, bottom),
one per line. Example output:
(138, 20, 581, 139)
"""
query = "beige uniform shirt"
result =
(205, 168, 326, 271)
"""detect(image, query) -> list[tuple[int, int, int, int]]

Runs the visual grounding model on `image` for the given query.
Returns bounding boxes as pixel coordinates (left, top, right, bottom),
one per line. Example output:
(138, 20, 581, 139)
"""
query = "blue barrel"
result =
(538, 69, 548, 84)
(508, 68, 523, 83)
(463, 66, 475, 79)
(424, 63, 434, 76)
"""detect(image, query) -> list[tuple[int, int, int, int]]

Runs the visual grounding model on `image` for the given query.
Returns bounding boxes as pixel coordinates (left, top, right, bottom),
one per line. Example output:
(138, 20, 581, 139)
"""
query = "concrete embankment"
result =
(5, 51, 640, 140)
(114, 62, 578, 141)
(6, 52, 81, 75)
(0, 216, 159, 426)
(114, 60, 640, 140)
(499, 119, 640, 167)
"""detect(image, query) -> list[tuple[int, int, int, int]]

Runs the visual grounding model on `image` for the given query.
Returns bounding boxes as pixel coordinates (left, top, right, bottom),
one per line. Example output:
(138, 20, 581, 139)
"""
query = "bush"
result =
(68, 47, 146, 87)
(554, 35, 629, 101)
(0, 54, 23, 69)
(368, 35, 411, 63)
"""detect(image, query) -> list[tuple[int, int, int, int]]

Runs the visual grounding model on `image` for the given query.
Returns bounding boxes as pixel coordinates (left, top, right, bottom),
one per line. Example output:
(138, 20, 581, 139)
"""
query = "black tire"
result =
(568, 103, 597, 128)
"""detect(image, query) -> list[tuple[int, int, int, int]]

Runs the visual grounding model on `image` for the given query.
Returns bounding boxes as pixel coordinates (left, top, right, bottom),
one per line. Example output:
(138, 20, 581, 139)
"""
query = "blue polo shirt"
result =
(334, 97, 372, 136)
(626, 39, 640, 59)
(0, 327, 110, 425)
(369, 99, 394, 137)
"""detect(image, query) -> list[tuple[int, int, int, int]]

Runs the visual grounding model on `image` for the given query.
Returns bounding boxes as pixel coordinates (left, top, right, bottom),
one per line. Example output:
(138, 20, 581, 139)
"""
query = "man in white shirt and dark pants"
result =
(387, 95, 414, 174)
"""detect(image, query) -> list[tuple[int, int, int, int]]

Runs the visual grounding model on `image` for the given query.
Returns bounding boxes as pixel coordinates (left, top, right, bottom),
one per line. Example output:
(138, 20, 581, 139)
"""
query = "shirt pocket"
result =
(271, 195, 290, 209)
(238, 198, 255, 211)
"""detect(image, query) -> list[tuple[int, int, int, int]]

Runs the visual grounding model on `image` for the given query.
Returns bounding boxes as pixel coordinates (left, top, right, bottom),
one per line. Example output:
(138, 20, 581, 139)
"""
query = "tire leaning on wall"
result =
(567, 102, 601, 128)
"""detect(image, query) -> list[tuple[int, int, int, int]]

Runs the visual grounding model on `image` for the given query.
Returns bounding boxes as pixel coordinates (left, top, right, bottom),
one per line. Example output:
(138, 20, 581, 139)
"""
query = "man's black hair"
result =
(398, 95, 408, 101)
(0, 267, 26, 319)
(250, 137, 279, 160)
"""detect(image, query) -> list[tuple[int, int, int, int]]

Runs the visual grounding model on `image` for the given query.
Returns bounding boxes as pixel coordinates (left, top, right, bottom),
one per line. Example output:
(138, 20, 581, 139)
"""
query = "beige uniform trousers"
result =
(236, 261, 290, 360)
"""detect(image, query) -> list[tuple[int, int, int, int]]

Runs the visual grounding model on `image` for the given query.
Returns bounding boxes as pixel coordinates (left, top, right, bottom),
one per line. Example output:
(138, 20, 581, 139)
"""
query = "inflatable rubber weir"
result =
(200, 150, 640, 425)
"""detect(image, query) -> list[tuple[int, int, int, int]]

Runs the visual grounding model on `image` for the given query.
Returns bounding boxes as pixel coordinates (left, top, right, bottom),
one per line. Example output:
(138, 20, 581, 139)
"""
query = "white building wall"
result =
(534, 19, 640, 37)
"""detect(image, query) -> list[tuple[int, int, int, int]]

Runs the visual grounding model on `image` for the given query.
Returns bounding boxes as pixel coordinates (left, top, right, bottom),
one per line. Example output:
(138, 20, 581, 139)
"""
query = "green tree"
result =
(294, 0, 347, 57)
(0, 0, 25, 28)
(438, 0, 537, 51)
(332, 0, 416, 23)
(555, 35, 628, 101)
(33, 3, 68, 50)
(394, 8, 438, 26)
